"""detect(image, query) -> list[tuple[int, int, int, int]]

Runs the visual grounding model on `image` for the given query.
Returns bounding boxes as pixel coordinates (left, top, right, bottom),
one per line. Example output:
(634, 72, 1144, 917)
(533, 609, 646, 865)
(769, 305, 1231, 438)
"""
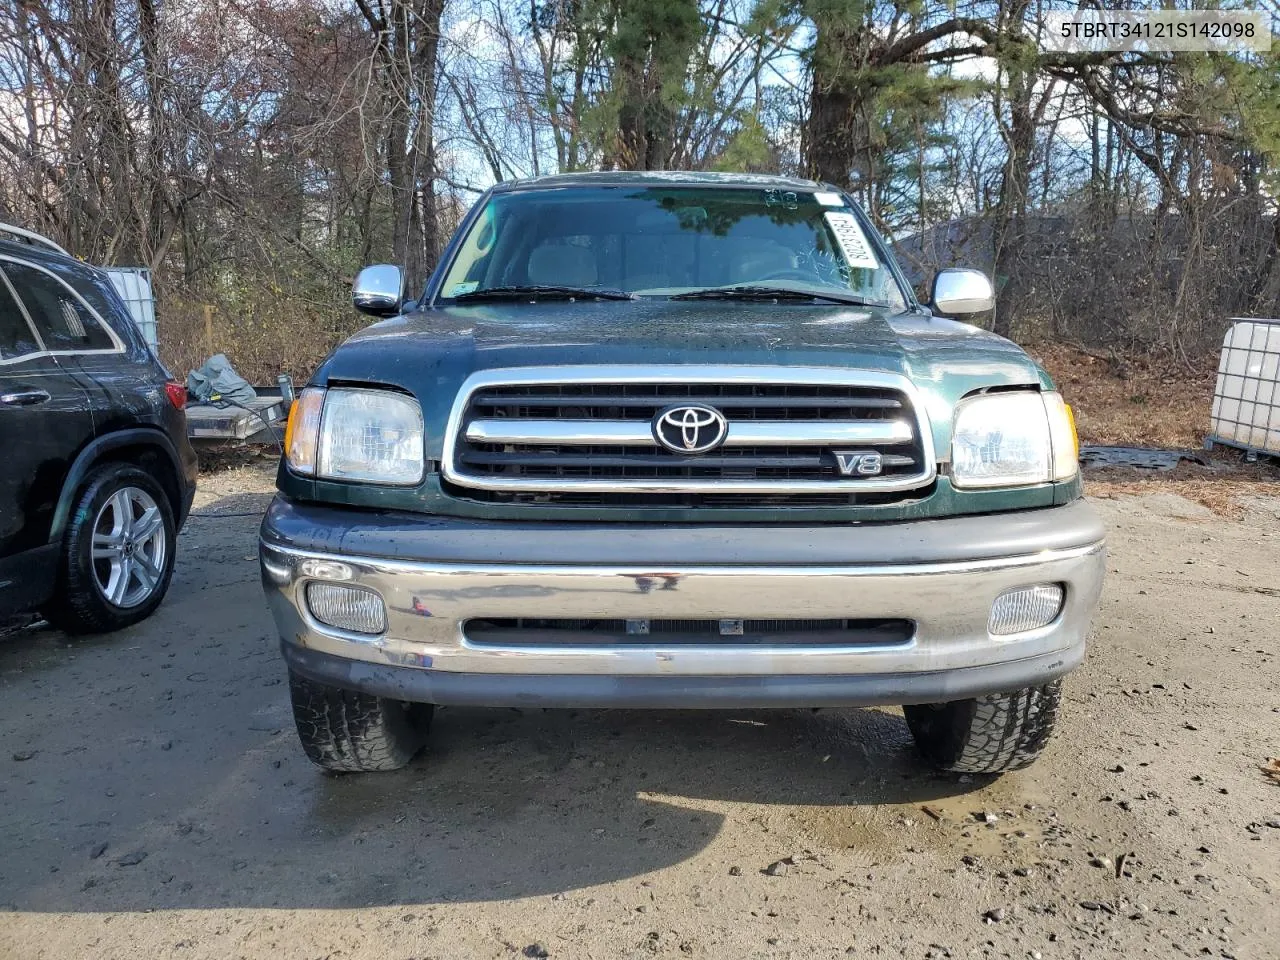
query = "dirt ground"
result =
(1, 463, 1278, 960)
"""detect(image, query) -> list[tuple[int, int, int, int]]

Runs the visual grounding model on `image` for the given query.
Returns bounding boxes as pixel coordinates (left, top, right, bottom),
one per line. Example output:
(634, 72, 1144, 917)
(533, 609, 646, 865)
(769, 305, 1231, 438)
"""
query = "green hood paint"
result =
(278, 298, 1075, 523)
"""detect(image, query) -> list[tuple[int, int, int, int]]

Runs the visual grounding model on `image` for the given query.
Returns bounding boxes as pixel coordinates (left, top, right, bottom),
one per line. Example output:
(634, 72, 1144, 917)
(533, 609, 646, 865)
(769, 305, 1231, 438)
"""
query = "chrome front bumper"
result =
(260, 498, 1106, 707)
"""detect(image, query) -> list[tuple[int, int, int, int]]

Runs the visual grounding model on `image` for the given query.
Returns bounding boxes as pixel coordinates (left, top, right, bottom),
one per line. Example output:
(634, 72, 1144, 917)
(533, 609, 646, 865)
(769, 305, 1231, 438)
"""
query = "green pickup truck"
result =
(260, 172, 1105, 776)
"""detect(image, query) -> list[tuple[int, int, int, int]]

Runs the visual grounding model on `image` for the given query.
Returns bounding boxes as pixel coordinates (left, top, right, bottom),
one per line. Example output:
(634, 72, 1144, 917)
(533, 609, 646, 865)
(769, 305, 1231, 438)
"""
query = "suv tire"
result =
(45, 463, 177, 634)
(903, 680, 1062, 774)
(289, 671, 433, 773)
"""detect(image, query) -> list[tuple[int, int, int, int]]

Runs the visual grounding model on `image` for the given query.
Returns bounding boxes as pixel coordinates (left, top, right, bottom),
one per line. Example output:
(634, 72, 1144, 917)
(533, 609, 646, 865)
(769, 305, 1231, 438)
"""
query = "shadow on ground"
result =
(0, 491, 984, 914)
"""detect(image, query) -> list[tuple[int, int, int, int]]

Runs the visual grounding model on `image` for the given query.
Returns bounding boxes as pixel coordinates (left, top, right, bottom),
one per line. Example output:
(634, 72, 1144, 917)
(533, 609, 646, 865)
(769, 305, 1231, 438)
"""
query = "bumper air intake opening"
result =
(463, 617, 915, 647)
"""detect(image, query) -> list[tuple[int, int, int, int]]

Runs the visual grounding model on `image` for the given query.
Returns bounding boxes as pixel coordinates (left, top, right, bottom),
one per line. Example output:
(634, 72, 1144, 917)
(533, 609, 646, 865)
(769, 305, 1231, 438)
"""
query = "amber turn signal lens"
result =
(285, 387, 325, 475)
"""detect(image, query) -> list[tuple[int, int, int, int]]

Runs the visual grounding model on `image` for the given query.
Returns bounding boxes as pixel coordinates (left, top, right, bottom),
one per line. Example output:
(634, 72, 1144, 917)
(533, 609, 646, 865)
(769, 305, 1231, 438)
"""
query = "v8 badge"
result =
(832, 451, 883, 477)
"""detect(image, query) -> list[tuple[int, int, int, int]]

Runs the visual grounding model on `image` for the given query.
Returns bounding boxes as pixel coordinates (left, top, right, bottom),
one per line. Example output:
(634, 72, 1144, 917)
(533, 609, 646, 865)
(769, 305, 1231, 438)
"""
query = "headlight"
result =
(951, 391, 1077, 488)
(285, 386, 424, 485)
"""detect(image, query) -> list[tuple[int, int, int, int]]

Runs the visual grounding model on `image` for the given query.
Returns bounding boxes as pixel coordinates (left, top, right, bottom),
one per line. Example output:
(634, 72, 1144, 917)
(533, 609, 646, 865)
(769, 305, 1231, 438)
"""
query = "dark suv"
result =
(0, 227, 197, 632)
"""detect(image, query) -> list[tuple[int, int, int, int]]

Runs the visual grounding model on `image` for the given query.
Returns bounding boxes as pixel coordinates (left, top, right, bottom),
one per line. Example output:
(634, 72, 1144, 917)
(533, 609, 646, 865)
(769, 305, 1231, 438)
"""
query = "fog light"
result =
(989, 584, 1064, 636)
(306, 582, 387, 634)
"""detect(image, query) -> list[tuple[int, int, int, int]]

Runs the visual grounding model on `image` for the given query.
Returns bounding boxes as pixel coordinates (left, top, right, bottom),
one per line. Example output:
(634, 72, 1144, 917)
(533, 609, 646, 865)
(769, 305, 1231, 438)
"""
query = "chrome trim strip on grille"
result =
(467, 419, 650, 445)
(442, 365, 937, 494)
(465, 418, 915, 446)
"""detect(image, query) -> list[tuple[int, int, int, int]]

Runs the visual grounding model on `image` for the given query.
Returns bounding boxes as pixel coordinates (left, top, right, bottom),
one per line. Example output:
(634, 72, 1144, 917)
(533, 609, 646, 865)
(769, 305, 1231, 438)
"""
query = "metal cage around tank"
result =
(102, 267, 158, 352)
(1207, 317, 1280, 460)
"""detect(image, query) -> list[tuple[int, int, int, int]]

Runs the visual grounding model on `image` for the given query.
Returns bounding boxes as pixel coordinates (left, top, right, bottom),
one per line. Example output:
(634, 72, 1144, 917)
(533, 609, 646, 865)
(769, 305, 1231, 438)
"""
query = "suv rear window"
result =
(0, 274, 41, 360)
(2, 261, 116, 353)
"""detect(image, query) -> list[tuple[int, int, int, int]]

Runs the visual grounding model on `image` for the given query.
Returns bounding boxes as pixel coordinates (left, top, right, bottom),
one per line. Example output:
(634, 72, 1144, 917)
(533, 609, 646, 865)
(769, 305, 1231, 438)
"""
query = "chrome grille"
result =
(442, 367, 936, 500)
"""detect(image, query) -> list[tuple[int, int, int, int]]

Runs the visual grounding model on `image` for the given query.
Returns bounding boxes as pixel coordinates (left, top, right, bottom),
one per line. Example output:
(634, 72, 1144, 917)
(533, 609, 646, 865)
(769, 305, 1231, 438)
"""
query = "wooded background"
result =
(2, 0, 1278, 380)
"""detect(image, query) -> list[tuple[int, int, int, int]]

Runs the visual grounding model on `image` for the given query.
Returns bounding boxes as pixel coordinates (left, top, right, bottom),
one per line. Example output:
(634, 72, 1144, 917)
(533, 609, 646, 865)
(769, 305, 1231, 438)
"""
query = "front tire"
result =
(45, 463, 177, 634)
(289, 671, 433, 773)
(904, 681, 1062, 774)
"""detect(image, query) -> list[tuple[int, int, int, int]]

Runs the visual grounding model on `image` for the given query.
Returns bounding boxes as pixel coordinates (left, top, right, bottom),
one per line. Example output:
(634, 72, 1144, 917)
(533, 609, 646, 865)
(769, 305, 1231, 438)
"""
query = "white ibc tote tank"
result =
(103, 267, 158, 352)
(1208, 318, 1280, 458)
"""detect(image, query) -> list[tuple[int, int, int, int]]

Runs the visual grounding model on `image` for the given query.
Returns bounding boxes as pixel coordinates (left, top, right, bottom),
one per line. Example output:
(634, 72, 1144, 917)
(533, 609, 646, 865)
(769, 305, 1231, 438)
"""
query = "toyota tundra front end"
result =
(260, 172, 1105, 775)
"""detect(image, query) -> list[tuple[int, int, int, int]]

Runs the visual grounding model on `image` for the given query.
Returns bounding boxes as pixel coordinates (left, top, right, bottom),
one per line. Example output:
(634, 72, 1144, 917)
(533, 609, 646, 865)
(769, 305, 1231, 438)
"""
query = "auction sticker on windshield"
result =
(824, 211, 879, 269)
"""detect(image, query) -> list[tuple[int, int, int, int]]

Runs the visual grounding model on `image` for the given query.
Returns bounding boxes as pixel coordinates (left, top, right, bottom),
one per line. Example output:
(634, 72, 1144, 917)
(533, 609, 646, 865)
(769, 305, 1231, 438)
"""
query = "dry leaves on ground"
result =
(1086, 475, 1275, 520)
(1084, 456, 1280, 519)
(1029, 342, 1218, 448)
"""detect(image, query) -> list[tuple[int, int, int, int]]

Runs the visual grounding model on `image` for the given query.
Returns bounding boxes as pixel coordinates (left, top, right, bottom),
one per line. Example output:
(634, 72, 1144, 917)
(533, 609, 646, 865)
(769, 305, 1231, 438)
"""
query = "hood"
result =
(316, 299, 1050, 459)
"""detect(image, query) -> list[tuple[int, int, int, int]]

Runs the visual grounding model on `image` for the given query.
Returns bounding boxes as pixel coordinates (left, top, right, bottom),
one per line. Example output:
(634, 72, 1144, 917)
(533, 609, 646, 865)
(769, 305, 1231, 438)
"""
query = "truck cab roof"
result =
(490, 170, 837, 195)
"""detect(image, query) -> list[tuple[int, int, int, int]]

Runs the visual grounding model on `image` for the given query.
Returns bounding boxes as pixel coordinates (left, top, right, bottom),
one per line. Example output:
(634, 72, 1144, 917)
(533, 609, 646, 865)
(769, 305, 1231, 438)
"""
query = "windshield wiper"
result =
(670, 285, 875, 306)
(451, 284, 636, 302)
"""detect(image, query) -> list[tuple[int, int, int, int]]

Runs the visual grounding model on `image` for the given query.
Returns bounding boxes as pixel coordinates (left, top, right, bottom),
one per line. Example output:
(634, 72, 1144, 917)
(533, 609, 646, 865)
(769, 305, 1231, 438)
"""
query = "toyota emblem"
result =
(652, 403, 729, 454)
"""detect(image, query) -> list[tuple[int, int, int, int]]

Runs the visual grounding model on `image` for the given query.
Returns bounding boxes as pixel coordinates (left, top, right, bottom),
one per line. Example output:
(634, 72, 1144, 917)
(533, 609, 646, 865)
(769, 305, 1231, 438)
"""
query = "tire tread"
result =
(288, 672, 431, 773)
(904, 680, 1062, 774)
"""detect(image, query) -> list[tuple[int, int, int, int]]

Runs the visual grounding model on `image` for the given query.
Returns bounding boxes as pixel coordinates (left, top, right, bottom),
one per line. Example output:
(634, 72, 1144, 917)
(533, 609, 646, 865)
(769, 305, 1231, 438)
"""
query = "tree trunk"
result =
(804, 10, 862, 188)
(378, 0, 444, 293)
(607, 0, 699, 170)
(991, 2, 1034, 338)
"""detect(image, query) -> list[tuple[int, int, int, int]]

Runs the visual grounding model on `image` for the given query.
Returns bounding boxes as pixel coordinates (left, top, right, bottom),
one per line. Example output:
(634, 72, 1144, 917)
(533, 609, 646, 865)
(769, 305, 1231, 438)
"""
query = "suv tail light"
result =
(165, 381, 187, 410)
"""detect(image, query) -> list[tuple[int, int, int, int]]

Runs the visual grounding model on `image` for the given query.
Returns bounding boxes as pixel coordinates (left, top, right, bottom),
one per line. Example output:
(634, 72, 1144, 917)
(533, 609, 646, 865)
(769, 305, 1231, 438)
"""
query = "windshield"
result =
(437, 185, 909, 309)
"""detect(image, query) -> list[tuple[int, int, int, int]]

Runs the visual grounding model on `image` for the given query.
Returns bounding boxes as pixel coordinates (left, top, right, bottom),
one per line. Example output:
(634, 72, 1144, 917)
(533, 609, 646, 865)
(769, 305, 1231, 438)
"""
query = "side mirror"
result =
(352, 264, 404, 317)
(931, 268, 995, 316)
